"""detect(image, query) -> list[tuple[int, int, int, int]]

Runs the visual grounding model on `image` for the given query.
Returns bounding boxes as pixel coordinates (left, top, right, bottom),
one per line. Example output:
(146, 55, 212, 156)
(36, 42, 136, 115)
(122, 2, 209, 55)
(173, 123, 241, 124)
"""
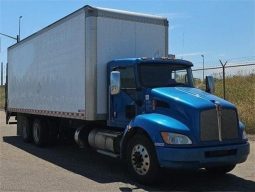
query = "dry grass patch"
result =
(215, 75, 255, 134)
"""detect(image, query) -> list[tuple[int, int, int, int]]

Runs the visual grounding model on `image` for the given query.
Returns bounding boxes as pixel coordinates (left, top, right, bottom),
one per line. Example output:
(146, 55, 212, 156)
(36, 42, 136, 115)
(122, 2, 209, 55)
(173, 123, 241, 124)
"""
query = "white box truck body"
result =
(7, 5, 168, 120)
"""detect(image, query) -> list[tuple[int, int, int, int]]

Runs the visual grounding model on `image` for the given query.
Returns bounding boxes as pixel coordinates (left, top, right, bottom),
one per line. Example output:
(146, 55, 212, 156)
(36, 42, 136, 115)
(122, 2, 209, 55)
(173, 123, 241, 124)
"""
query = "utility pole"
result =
(201, 54, 205, 83)
(1, 62, 3, 86)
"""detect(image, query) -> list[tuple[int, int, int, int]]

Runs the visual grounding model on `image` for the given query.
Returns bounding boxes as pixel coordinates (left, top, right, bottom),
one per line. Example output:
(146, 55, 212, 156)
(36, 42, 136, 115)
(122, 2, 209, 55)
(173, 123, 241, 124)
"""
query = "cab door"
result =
(110, 66, 137, 127)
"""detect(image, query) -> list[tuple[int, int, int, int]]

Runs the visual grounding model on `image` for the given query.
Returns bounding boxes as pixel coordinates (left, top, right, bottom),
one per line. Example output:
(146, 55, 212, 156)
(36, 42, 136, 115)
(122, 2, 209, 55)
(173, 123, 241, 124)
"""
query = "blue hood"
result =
(151, 87, 236, 110)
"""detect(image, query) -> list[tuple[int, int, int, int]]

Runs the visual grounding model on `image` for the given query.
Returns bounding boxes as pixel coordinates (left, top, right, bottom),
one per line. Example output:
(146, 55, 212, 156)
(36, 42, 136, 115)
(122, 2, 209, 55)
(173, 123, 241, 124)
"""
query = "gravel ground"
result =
(248, 134, 255, 141)
(0, 112, 255, 191)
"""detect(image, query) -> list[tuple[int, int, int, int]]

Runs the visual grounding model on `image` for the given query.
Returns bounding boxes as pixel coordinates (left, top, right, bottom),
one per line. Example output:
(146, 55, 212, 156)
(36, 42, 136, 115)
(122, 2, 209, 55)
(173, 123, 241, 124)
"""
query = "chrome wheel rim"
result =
(33, 122, 40, 144)
(131, 144, 150, 175)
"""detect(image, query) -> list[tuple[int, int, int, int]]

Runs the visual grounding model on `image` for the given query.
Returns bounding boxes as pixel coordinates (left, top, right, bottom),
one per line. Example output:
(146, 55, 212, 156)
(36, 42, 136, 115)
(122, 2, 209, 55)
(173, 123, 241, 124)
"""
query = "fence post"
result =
(219, 60, 228, 99)
(1, 62, 3, 86)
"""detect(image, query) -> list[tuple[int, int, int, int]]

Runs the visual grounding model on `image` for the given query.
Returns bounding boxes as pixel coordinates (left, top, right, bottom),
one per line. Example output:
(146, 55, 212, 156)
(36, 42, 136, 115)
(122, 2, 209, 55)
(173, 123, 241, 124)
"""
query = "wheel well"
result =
(121, 127, 154, 159)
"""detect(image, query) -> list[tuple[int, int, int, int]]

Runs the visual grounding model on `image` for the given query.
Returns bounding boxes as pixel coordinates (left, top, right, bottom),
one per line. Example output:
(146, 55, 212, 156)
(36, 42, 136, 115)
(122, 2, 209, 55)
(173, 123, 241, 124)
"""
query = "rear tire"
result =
(32, 118, 48, 147)
(205, 164, 236, 175)
(126, 134, 161, 185)
(18, 115, 32, 142)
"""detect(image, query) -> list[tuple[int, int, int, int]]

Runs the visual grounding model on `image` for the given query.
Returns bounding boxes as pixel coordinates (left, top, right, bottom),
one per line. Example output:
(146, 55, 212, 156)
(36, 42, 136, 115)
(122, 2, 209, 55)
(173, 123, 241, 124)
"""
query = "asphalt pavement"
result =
(0, 111, 255, 191)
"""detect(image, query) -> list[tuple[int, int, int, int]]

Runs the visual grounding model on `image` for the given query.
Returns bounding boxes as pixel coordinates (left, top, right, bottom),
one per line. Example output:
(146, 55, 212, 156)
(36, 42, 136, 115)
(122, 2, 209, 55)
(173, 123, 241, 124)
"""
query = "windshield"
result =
(139, 63, 194, 88)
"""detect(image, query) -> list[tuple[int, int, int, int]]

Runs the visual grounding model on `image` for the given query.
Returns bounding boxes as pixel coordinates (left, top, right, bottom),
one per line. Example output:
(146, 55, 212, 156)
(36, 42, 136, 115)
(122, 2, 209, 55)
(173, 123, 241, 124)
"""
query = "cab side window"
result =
(118, 67, 136, 89)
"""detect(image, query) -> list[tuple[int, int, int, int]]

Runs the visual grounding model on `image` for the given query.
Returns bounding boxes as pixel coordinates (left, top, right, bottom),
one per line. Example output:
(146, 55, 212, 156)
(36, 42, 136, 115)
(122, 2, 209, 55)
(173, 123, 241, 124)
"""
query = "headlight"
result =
(161, 132, 192, 145)
(242, 130, 248, 140)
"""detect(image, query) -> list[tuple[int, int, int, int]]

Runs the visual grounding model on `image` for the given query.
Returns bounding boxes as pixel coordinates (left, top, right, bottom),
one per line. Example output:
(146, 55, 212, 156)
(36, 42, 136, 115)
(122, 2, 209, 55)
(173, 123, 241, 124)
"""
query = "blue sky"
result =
(0, 0, 255, 70)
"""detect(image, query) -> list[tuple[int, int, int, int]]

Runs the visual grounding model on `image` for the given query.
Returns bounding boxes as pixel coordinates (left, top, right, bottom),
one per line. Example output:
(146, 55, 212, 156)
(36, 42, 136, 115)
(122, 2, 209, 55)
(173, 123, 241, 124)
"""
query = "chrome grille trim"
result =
(200, 108, 238, 141)
(215, 103, 222, 141)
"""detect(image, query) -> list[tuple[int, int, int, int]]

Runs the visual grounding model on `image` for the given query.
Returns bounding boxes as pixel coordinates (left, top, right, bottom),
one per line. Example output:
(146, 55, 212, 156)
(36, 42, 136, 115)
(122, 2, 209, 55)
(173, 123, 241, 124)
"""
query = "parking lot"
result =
(0, 111, 254, 191)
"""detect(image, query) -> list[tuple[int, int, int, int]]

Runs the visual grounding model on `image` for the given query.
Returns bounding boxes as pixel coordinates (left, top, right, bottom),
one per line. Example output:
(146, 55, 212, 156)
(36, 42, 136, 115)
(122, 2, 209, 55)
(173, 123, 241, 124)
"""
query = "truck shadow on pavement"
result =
(3, 136, 255, 191)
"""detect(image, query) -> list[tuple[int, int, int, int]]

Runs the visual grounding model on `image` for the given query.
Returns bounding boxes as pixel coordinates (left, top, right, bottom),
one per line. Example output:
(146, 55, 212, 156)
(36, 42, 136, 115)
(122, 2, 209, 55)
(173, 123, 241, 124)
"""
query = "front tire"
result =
(205, 164, 236, 175)
(126, 134, 161, 184)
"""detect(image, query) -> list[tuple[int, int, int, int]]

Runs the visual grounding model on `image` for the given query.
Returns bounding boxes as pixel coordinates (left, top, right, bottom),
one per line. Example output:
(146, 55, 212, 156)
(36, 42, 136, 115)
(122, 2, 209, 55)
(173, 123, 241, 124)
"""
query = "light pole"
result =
(0, 32, 18, 42)
(0, 16, 22, 43)
(201, 54, 205, 83)
(18, 16, 22, 42)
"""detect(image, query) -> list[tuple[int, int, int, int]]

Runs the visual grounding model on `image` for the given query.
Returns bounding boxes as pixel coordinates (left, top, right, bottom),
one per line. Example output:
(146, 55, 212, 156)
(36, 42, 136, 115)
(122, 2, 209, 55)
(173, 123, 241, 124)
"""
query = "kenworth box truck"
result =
(6, 6, 249, 184)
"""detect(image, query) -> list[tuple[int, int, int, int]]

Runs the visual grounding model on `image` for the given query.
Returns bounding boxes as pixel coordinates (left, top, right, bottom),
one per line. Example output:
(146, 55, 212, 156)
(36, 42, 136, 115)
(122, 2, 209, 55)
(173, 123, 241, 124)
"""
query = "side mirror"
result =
(205, 76, 215, 94)
(110, 71, 120, 95)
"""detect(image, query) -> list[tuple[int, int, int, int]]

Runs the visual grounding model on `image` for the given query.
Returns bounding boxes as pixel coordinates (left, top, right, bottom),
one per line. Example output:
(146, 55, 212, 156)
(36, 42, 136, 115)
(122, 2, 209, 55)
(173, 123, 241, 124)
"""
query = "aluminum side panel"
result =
(8, 12, 86, 116)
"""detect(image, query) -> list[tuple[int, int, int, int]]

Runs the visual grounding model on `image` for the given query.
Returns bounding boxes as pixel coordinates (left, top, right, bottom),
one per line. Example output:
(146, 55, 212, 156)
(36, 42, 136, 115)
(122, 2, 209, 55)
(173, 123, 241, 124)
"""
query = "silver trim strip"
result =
(215, 103, 222, 141)
(8, 108, 86, 120)
(86, 6, 168, 26)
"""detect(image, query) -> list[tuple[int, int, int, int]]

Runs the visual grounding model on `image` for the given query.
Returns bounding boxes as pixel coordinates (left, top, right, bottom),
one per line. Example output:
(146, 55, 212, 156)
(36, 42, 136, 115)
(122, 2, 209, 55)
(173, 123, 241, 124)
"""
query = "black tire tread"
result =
(32, 118, 49, 147)
(19, 115, 32, 142)
(126, 133, 161, 185)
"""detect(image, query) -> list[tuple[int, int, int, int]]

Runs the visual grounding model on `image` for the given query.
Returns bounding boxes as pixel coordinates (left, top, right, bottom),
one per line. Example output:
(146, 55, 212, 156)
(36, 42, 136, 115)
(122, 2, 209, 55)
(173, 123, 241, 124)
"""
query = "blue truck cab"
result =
(107, 57, 249, 183)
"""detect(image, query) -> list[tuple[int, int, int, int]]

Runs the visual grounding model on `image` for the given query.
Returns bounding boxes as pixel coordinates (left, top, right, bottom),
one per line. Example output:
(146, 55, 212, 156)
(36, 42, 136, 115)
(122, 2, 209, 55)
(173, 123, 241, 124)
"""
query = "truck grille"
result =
(200, 109, 238, 141)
